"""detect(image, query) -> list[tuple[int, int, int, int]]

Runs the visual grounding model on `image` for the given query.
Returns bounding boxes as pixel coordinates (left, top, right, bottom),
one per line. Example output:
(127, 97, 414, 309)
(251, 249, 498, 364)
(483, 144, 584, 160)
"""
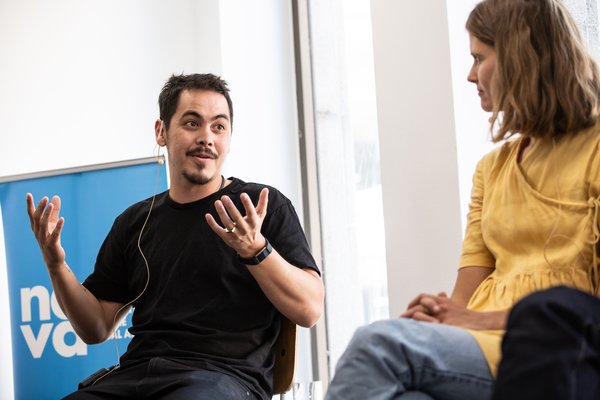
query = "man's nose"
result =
(195, 126, 214, 145)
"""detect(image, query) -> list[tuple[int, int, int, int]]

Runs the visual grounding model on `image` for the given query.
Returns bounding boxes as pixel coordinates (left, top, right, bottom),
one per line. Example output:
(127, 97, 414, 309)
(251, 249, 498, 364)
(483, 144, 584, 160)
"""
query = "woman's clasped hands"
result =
(401, 292, 487, 330)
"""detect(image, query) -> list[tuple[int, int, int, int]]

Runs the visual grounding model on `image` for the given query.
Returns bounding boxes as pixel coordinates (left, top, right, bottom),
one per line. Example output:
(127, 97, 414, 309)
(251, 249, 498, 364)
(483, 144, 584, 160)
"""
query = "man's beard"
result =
(182, 169, 212, 185)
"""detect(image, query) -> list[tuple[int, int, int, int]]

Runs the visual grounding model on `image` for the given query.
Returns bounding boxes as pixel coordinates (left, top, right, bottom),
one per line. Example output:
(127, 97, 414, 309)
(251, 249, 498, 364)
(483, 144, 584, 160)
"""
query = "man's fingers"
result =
(240, 193, 257, 221)
(219, 192, 267, 233)
(32, 197, 49, 228)
(255, 188, 269, 217)
(214, 199, 235, 228)
(40, 202, 54, 232)
(26, 193, 36, 228)
(49, 196, 62, 222)
(50, 217, 65, 242)
(220, 195, 244, 223)
(205, 213, 227, 237)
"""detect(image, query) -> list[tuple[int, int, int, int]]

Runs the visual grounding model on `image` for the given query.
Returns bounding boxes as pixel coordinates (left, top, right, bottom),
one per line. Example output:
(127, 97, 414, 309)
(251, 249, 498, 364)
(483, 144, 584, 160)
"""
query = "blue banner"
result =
(0, 159, 167, 400)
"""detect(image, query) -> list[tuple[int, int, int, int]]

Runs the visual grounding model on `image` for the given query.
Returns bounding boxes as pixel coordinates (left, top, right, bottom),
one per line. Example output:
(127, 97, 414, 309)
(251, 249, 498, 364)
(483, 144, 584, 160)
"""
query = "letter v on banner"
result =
(0, 157, 167, 399)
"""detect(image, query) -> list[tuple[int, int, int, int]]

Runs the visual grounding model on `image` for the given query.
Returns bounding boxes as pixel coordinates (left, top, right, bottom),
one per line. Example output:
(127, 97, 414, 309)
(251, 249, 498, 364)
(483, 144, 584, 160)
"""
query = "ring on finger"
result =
(224, 222, 236, 233)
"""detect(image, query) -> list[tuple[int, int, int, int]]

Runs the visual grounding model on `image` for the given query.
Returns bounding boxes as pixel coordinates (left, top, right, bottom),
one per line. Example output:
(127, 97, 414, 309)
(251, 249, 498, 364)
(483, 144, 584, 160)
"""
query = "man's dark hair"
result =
(158, 73, 234, 129)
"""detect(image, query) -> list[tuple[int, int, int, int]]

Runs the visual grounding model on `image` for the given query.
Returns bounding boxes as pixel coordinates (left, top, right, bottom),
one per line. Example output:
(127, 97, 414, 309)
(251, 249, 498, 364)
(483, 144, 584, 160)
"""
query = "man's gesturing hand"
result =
(26, 193, 66, 271)
(205, 187, 269, 257)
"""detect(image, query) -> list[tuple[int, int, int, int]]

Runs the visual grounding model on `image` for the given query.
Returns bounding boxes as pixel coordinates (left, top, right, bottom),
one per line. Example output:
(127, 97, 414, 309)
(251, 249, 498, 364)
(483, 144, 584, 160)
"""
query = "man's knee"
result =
(510, 286, 577, 320)
(506, 286, 600, 337)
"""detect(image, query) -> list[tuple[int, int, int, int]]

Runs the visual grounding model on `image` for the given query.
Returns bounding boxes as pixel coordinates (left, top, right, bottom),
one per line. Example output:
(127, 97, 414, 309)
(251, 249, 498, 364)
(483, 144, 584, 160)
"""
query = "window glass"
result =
(564, 0, 600, 61)
(307, 0, 388, 374)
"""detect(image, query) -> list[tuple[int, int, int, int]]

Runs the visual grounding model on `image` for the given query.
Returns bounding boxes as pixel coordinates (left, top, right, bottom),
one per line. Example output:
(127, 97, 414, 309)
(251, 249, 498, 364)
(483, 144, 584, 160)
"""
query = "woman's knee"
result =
(346, 319, 396, 351)
(340, 319, 407, 359)
(344, 318, 427, 361)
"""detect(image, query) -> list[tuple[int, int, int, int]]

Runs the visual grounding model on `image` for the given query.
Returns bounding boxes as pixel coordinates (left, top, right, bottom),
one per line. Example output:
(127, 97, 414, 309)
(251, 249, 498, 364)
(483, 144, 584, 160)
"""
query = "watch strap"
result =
(238, 239, 273, 265)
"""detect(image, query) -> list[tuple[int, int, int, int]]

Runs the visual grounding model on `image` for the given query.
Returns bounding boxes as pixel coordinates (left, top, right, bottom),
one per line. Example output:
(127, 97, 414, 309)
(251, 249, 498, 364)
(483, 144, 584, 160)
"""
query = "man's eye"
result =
(186, 121, 198, 127)
(215, 124, 225, 131)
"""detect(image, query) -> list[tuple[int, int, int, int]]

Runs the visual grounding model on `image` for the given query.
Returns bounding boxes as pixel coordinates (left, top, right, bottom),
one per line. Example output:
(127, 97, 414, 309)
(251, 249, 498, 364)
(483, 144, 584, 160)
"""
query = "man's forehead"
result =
(176, 89, 230, 117)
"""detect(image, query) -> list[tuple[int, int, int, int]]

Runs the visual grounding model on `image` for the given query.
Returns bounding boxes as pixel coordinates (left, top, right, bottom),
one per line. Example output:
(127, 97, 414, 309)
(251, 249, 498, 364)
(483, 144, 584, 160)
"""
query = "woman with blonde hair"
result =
(326, 0, 600, 398)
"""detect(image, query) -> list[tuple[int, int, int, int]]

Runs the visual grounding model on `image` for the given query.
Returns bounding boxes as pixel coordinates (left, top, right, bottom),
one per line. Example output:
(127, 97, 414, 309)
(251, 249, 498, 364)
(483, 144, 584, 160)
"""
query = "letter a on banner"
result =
(0, 158, 167, 399)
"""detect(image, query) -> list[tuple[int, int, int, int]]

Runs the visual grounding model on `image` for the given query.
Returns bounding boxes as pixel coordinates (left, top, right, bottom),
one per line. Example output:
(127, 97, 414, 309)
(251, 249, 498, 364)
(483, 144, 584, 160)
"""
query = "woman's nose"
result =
(467, 65, 477, 83)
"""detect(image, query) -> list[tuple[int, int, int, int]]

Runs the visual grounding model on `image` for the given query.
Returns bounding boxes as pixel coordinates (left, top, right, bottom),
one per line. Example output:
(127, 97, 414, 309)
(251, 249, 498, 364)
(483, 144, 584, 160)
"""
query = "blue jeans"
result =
(63, 357, 256, 399)
(326, 318, 493, 400)
(493, 286, 600, 400)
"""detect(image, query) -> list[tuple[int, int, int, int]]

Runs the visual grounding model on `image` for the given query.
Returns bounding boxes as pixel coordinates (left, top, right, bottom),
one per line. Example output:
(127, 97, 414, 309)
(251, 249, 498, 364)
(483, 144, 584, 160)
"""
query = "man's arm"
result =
(205, 188, 324, 328)
(47, 263, 130, 343)
(27, 194, 128, 343)
(242, 256, 323, 328)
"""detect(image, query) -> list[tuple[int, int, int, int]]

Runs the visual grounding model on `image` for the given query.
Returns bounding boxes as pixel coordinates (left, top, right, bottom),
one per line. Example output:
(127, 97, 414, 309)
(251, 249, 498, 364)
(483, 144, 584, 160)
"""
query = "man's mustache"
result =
(186, 147, 217, 159)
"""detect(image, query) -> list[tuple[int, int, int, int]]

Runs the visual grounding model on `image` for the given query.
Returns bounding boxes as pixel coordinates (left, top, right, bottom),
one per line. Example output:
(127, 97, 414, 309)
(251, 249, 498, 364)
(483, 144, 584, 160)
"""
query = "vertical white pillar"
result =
(370, 0, 463, 317)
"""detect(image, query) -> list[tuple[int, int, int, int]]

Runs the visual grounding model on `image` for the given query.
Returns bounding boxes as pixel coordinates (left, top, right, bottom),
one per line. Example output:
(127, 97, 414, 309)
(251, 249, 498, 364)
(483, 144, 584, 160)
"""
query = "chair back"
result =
(272, 316, 297, 394)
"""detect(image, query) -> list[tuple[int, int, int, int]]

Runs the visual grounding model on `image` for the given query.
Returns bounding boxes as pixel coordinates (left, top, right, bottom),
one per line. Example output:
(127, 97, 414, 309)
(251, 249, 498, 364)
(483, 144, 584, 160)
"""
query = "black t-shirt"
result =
(82, 177, 319, 399)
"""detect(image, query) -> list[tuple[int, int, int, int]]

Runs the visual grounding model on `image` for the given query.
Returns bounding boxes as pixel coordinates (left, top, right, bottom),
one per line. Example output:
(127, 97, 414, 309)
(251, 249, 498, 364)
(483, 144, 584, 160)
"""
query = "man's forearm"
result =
(244, 250, 324, 328)
(47, 263, 115, 343)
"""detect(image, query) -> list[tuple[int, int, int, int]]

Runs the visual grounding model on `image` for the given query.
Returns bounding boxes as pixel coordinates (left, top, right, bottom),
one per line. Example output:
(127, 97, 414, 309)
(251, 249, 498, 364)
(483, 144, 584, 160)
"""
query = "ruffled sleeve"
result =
(459, 155, 496, 270)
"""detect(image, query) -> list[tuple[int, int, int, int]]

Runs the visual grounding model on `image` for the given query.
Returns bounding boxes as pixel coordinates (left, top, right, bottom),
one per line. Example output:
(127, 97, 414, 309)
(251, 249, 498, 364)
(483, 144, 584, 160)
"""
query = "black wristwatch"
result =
(238, 239, 273, 265)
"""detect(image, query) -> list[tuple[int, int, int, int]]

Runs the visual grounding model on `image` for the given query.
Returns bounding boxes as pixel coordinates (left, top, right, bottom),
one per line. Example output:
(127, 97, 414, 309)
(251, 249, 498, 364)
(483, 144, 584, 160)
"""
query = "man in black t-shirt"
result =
(26, 73, 324, 400)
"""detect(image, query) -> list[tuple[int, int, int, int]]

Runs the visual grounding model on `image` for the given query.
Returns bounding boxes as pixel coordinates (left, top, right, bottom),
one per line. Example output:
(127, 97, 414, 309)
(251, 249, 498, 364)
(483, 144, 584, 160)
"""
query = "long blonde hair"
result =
(467, 0, 600, 141)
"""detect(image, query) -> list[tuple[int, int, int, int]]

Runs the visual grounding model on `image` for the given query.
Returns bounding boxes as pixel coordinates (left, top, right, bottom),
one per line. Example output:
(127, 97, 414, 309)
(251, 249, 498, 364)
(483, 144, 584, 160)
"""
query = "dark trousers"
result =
(63, 357, 257, 400)
(492, 286, 600, 400)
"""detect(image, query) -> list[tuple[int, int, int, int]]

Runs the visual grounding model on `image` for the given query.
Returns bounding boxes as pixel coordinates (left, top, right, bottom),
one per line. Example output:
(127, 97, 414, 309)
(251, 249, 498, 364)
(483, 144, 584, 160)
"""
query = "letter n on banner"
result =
(0, 158, 167, 399)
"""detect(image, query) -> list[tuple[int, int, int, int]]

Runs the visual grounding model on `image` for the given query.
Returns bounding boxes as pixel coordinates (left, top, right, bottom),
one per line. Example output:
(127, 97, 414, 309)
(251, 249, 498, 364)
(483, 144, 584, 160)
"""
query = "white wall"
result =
(0, 1, 305, 397)
(0, 0, 223, 178)
(371, 0, 464, 317)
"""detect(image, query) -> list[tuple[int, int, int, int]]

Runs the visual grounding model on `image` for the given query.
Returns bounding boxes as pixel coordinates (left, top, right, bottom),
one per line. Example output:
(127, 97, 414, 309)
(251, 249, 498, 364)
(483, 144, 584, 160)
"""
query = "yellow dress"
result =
(459, 124, 600, 376)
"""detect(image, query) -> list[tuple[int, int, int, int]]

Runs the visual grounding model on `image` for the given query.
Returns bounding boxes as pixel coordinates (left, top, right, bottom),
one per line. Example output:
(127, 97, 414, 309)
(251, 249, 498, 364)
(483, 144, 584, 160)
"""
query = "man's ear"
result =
(155, 119, 166, 146)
